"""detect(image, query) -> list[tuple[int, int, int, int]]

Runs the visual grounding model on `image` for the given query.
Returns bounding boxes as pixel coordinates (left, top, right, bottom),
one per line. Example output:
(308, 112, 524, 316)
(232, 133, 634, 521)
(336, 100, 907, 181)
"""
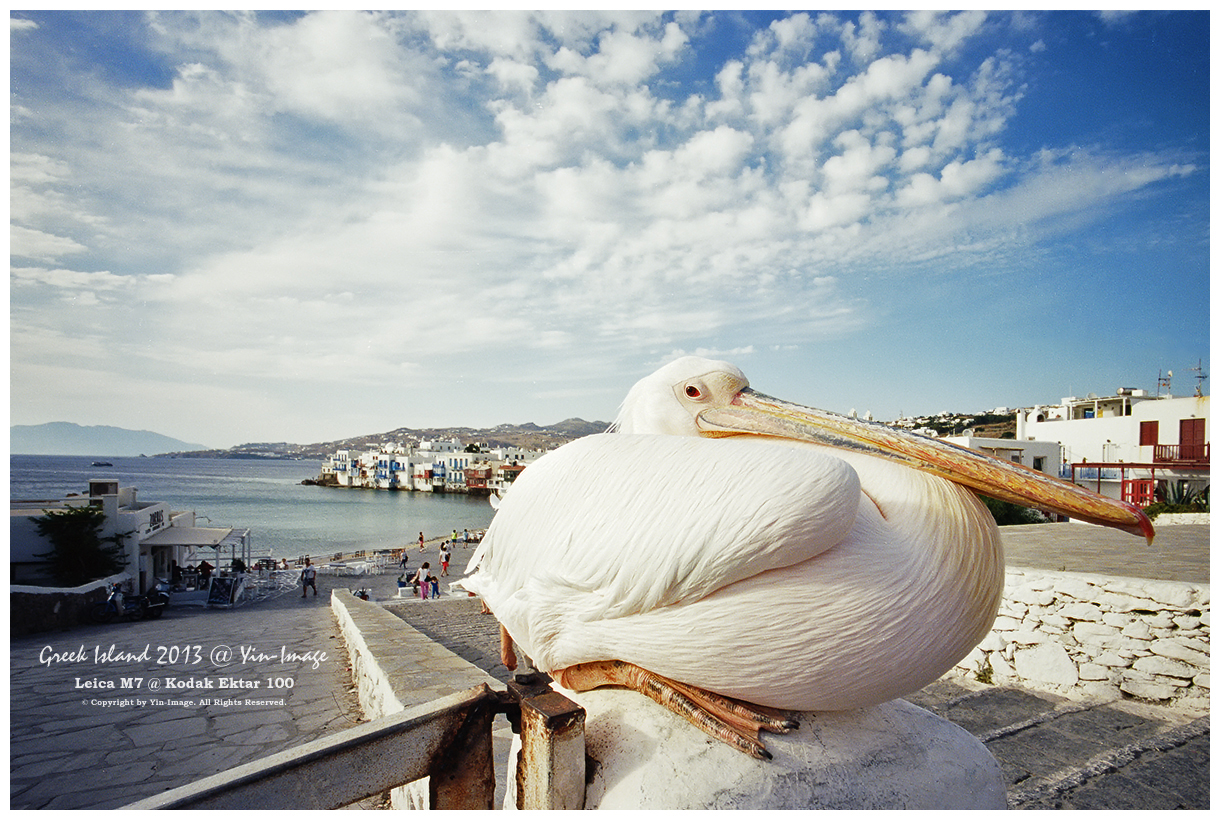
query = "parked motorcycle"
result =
(353, 587, 370, 601)
(89, 583, 146, 623)
(140, 580, 171, 619)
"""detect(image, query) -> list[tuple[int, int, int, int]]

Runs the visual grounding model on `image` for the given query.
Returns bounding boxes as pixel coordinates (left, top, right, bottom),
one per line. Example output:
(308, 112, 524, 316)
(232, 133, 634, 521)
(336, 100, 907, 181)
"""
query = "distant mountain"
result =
(10, 422, 207, 456)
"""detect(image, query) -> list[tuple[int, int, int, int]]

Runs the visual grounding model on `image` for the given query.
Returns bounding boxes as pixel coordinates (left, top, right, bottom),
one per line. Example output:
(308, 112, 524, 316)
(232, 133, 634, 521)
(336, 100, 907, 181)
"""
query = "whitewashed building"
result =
(10, 478, 250, 590)
(320, 438, 548, 494)
(944, 433, 1062, 477)
(412, 438, 463, 491)
(375, 448, 414, 490)
(1016, 389, 1209, 504)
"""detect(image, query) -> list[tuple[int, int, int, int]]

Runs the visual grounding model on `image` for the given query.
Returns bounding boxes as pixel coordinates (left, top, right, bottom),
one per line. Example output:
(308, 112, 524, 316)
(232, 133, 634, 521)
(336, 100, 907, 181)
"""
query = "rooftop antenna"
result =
(1189, 359, 1208, 397)
(1157, 369, 1172, 397)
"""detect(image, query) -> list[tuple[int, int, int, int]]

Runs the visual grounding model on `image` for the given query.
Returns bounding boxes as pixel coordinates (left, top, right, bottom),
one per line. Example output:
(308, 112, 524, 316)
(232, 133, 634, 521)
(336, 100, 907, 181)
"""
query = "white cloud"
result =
(8, 10, 1204, 442)
(144, 11, 435, 138)
(768, 12, 818, 57)
(11, 266, 128, 291)
(11, 152, 69, 185)
(896, 149, 1006, 206)
(900, 10, 988, 54)
(821, 130, 897, 194)
(567, 21, 688, 86)
(1096, 11, 1139, 26)
(10, 226, 89, 262)
(839, 10, 885, 66)
(487, 57, 538, 95)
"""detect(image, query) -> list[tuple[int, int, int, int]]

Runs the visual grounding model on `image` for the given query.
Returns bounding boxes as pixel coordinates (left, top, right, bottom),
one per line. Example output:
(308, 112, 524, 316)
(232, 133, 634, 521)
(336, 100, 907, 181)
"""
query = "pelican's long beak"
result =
(698, 388, 1155, 544)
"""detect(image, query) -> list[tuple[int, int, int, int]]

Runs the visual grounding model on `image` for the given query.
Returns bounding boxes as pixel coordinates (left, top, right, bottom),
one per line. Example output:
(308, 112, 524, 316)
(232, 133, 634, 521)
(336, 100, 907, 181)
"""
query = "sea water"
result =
(9, 455, 495, 561)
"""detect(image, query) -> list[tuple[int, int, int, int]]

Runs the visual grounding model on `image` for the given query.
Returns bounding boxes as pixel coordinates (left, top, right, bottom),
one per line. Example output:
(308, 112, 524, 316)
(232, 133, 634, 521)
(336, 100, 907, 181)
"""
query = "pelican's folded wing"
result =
(465, 433, 860, 622)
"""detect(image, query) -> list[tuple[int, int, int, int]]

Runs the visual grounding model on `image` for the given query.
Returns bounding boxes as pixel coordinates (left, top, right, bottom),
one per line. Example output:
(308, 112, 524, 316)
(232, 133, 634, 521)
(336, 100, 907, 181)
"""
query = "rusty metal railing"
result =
(122, 680, 585, 810)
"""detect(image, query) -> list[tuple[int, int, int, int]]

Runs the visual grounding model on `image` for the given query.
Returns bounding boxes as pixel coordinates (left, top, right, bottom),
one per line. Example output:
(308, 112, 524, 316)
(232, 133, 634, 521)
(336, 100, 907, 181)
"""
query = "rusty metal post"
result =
(429, 689, 498, 809)
(510, 678, 586, 810)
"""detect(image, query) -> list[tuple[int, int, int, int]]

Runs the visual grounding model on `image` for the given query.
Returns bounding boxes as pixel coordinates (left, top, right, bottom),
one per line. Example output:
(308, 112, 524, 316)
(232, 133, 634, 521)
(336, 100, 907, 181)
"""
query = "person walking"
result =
(440, 545, 451, 576)
(300, 558, 317, 598)
(413, 562, 432, 600)
(418, 531, 426, 553)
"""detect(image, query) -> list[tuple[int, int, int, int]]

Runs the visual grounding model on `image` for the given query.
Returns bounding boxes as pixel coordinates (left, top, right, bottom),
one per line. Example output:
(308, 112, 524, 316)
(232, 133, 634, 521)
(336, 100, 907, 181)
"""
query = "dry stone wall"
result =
(955, 567, 1209, 706)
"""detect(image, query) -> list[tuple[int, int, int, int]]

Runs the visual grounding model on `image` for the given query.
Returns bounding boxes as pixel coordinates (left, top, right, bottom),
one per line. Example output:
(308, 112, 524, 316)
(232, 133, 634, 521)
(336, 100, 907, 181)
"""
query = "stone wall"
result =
(330, 590, 409, 719)
(10, 573, 129, 636)
(955, 567, 1209, 705)
(1154, 512, 1210, 526)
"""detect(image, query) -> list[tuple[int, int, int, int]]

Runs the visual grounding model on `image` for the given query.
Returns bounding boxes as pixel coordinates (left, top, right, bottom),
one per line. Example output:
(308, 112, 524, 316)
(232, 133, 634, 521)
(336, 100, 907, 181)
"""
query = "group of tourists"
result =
(399, 529, 480, 600)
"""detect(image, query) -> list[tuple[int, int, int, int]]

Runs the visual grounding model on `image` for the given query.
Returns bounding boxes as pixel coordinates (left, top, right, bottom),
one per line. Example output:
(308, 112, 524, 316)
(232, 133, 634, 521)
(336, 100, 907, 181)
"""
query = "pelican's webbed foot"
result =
(556, 660, 798, 760)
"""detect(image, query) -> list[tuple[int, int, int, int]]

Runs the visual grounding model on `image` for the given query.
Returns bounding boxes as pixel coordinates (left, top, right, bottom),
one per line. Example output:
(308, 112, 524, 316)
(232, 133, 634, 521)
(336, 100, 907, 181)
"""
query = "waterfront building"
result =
(330, 449, 370, 487)
(10, 478, 250, 590)
(319, 438, 549, 495)
(412, 438, 462, 492)
(1016, 389, 1210, 504)
(465, 462, 494, 495)
(492, 462, 528, 495)
(375, 449, 414, 490)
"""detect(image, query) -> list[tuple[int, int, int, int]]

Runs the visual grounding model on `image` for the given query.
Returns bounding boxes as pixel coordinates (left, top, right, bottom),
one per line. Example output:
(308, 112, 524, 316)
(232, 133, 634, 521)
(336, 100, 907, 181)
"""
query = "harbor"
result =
(8, 453, 497, 575)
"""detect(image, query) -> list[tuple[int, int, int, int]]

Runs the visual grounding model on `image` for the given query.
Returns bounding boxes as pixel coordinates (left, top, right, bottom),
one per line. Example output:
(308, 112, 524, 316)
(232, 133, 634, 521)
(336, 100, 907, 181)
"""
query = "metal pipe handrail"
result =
(122, 685, 504, 810)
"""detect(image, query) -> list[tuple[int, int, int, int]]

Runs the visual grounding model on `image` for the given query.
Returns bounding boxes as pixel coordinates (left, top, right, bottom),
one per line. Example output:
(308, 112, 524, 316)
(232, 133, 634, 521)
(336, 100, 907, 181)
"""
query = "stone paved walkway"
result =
(1001, 523, 1209, 584)
(10, 573, 367, 809)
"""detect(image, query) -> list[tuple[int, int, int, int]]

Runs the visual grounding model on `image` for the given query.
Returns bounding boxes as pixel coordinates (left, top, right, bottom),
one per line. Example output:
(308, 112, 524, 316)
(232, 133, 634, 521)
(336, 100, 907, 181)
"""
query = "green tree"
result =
(34, 505, 128, 586)
(979, 496, 1046, 526)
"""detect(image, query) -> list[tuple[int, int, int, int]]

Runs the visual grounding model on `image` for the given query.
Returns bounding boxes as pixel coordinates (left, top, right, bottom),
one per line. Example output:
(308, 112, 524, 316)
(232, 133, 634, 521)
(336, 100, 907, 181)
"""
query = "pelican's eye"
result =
(684, 383, 705, 400)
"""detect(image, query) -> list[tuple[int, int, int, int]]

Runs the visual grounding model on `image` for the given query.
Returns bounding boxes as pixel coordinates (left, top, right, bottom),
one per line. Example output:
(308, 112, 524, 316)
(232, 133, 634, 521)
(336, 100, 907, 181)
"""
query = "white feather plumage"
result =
(462, 431, 1004, 711)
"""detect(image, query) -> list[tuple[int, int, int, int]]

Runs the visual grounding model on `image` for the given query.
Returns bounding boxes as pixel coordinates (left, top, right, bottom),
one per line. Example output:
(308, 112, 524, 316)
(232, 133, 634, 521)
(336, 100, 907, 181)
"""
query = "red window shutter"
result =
(1139, 421, 1158, 447)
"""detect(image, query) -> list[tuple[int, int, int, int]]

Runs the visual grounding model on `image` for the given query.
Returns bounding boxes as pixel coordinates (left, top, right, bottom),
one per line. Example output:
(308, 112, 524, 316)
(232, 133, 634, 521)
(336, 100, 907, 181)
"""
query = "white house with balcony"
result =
(375, 447, 414, 490)
(412, 438, 464, 491)
(330, 450, 360, 487)
(1016, 389, 1209, 505)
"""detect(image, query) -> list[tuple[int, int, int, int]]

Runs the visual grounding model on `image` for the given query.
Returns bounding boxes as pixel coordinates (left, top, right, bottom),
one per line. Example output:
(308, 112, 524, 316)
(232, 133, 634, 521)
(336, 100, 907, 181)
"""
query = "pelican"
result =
(461, 357, 1153, 759)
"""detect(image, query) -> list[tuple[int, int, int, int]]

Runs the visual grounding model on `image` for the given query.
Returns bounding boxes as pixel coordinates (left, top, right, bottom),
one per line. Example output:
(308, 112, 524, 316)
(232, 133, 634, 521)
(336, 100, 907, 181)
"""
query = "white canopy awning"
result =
(140, 526, 233, 547)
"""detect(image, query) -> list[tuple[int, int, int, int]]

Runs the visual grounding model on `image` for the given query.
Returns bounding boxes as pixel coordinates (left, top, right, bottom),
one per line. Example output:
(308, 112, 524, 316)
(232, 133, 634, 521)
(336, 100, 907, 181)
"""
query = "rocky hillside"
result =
(158, 410, 1018, 462)
(159, 418, 611, 460)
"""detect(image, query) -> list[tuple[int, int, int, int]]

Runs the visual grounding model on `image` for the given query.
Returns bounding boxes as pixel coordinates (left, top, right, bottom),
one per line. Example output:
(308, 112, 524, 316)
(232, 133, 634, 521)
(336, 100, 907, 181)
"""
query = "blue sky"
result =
(9, 11, 1210, 448)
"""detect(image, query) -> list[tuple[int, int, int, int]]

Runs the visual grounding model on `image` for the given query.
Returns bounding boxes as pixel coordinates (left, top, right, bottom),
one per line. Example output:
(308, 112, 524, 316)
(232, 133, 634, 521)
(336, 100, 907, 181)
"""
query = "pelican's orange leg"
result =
(499, 624, 517, 671)
(555, 660, 798, 760)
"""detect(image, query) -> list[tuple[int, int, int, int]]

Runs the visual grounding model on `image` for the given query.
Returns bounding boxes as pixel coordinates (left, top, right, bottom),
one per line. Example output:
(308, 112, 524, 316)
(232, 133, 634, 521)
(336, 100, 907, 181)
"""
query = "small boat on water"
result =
(90, 461, 114, 467)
